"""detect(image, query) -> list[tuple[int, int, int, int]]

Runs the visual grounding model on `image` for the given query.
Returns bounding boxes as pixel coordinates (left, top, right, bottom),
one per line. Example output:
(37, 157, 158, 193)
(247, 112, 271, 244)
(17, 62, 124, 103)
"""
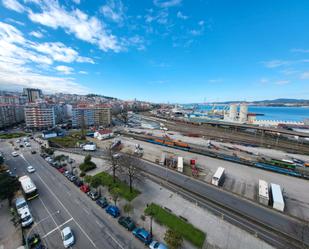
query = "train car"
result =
(269, 159, 296, 170)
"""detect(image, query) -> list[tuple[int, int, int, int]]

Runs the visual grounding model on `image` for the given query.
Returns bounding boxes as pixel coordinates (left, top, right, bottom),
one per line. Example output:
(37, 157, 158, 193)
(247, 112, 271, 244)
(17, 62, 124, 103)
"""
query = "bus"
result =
(212, 167, 225, 186)
(18, 175, 38, 200)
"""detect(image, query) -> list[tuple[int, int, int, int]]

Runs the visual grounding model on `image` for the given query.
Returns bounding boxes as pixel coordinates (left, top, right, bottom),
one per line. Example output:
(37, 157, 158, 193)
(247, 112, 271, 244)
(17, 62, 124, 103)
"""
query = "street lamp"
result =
(26, 210, 60, 249)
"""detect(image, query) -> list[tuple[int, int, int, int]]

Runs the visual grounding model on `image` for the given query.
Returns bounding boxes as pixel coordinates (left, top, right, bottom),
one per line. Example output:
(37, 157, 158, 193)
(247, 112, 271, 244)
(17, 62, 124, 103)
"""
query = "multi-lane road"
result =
(1, 139, 144, 249)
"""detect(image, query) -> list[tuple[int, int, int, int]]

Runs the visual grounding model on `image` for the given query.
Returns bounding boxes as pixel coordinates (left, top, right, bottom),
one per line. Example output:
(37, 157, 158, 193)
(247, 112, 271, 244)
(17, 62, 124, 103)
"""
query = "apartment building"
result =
(72, 106, 111, 128)
(0, 95, 24, 129)
(23, 88, 43, 103)
(24, 103, 55, 129)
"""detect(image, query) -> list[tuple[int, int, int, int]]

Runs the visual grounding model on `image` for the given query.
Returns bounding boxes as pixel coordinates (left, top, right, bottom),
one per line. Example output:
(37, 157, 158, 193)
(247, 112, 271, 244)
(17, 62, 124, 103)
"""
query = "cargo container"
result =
(177, 157, 183, 173)
(212, 167, 225, 186)
(258, 180, 269, 206)
(270, 183, 285, 212)
(160, 153, 166, 166)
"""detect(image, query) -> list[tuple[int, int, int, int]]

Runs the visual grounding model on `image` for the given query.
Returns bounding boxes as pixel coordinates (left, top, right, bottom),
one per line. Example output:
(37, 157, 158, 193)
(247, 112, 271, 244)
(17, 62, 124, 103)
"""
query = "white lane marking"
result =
(39, 197, 59, 231)
(105, 230, 124, 249)
(42, 218, 73, 239)
(35, 173, 97, 248)
(82, 207, 90, 215)
(95, 220, 103, 228)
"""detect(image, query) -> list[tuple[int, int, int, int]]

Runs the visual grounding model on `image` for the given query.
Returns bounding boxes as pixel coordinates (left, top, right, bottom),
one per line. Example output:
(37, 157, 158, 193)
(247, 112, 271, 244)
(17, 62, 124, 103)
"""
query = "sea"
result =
(186, 105, 309, 122)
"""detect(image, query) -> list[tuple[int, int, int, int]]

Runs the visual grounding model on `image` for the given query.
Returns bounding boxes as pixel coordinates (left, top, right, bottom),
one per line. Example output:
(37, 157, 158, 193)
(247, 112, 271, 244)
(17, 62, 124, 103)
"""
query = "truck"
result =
(177, 157, 183, 173)
(211, 167, 225, 186)
(83, 143, 96, 151)
(15, 197, 33, 227)
(258, 179, 269, 206)
(159, 153, 166, 166)
(270, 183, 285, 212)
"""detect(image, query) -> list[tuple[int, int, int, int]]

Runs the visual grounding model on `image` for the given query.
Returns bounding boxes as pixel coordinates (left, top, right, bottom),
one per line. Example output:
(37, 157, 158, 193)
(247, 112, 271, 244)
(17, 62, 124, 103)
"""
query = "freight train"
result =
(121, 132, 307, 179)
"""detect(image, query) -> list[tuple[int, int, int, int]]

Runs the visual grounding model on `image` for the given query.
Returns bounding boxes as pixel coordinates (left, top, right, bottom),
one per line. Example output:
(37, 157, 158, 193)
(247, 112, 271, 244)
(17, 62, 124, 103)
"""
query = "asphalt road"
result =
(1, 140, 145, 249)
(136, 159, 309, 248)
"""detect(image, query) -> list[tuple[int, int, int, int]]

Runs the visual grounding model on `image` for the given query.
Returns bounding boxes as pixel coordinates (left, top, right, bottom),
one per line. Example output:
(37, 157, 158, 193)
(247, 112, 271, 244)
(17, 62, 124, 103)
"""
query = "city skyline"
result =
(1, 0, 309, 103)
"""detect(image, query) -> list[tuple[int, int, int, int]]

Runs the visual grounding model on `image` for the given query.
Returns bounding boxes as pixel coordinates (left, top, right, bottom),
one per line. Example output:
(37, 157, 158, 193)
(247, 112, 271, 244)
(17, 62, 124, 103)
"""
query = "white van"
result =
(15, 197, 33, 227)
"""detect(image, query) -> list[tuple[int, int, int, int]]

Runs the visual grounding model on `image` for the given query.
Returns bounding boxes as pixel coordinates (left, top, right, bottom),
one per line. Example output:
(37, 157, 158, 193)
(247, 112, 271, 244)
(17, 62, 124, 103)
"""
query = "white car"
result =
(11, 151, 18, 157)
(149, 241, 168, 249)
(27, 166, 35, 173)
(61, 227, 75, 248)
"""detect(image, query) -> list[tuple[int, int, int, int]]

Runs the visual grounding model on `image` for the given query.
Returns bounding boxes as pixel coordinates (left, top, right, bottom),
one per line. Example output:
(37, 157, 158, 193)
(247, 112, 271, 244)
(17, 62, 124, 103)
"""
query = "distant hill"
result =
(194, 98, 309, 106)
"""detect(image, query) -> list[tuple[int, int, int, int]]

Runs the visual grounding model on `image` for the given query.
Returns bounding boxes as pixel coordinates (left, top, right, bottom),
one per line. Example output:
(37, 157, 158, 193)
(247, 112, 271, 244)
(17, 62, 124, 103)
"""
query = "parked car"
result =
(61, 227, 75, 248)
(149, 241, 168, 249)
(19, 144, 24, 148)
(80, 184, 90, 193)
(96, 197, 108, 208)
(27, 166, 35, 173)
(11, 151, 18, 157)
(87, 190, 99, 200)
(69, 175, 77, 182)
(118, 216, 136, 231)
(14, 147, 19, 150)
(63, 171, 70, 177)
(106, 205, 120, 218)
(57, 167, 65, 174)
(132, 228, 152, 245)
(31, 150, 36, 154)
(73, 178, 83, 187)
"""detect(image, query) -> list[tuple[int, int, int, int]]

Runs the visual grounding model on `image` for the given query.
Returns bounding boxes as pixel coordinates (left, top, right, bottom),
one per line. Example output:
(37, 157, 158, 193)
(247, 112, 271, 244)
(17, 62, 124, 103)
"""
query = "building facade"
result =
(0, 95, 24, 129)
(72, 107, 111, 128)
(0, 104, 24, 129)
(24, 103, 56, 129)
(23, 88, 43, 103)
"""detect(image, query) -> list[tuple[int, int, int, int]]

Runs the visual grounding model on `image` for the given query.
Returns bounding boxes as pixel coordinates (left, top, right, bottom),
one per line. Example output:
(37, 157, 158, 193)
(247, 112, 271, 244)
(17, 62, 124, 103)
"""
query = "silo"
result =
(229, 104, 238, 121)
(239, 104, 248, 123)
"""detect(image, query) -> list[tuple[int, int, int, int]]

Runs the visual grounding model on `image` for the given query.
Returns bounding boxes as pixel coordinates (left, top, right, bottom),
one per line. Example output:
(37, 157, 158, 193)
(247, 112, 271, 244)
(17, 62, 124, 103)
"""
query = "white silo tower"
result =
(239, 104, 248, 123)
(229, 104, 238, 121)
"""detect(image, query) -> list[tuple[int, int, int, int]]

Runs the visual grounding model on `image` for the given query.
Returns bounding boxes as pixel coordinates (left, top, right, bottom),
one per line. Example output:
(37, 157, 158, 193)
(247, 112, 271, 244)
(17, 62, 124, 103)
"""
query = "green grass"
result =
(80, 161, 96, 172)
(49, 136, 86, 148)
(144, 203, 206, 248)
(94, 172, 140, 201)
(0, 133, 26, 139)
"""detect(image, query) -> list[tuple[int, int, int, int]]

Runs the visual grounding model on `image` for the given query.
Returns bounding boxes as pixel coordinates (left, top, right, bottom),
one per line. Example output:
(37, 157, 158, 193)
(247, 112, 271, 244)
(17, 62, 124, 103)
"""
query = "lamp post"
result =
(26, 210, 60, 249)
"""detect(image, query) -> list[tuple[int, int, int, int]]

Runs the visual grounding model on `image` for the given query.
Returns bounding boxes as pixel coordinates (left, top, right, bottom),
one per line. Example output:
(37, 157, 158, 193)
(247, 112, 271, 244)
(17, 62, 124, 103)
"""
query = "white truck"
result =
(212, 167, 225, 186)
(270, 183, 285, 212)
(83, 143, 96, 151)
(15, 197, 33, 227)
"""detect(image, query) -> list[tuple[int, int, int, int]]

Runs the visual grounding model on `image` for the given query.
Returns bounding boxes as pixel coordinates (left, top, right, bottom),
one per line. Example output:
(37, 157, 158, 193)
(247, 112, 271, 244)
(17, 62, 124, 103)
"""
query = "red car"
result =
(57, 167, 65, 174)
(80, 184, 90, 193)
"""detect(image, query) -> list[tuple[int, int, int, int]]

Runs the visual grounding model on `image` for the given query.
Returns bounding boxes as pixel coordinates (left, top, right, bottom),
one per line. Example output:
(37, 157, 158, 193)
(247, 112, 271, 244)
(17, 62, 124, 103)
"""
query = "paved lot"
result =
(0, 139, 145, 249)
(0, 200, 22, 249)
(113, 135, 309, 221)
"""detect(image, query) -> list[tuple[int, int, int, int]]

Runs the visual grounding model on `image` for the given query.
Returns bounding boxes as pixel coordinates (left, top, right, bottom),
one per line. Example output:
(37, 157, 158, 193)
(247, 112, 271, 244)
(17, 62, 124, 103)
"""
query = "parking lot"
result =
(1, 138, 145, 249)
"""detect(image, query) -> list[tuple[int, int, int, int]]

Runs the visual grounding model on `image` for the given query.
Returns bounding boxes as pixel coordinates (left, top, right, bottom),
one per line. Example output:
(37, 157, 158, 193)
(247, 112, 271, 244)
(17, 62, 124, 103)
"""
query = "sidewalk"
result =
(0, 200, 22, 249)
(130, 179, 274, 249)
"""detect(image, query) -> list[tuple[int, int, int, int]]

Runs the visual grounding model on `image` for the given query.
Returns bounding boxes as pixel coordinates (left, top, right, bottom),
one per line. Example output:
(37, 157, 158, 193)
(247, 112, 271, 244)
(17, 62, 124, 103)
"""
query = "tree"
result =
(90, 176, 101, 189)
(118, 154, 142, 193)
(110, 187, 121, 206)
(0, 155, 4, 165)
(164, 229, 183, 249)
(105, 145, 120, 183)
(84, 154, 92, 163)
(84, 175, 93, 184)
(0, 173, 20, 205)
(123, 203, 133, 216)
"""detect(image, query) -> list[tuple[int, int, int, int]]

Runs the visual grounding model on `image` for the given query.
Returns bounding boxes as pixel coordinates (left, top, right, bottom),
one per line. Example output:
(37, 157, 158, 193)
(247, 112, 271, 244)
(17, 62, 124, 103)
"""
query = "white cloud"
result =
(300, 71, 309, 79)
(27, 0, 121, 52)
(2, 0, 25, 13)
(29, 30, 43, 38)
(0, 21, 90, 94)
(5, 18, 25, 26)
(177, 11, 188, 20)
(145, 9, 168, 25)
(78, 70, 88, 74)
(259, 78, 269, 84)
(198, 20, 205, 26)
(32, 42, 94, 64)
(291, 48, 309, 53)
(275, 80, 289, 85)
(262, 60, 290, 68)
(100, 0, 125, 24)
(55, 65, 74, 74)
(153, 0, 182, 8)
(72, 0, 80, 4)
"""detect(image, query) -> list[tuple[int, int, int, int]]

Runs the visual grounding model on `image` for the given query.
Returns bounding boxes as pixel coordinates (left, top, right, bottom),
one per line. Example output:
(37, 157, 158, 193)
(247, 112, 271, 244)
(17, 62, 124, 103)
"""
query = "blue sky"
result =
(0, 0, 309, 103)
